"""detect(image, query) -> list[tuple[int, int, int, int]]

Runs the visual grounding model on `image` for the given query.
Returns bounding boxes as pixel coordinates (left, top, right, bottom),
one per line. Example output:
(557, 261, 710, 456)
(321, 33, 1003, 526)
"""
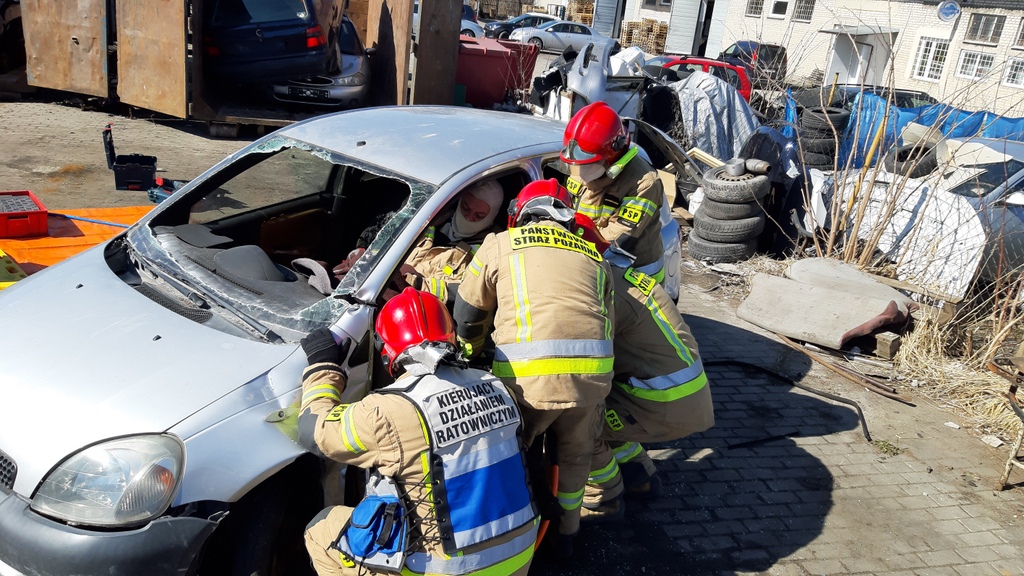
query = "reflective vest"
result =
(364, 366, 538, 574)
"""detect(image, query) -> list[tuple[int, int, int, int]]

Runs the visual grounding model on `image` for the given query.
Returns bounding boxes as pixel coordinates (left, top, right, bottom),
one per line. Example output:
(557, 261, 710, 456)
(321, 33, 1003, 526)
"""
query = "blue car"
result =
(202, 0, 343, 84)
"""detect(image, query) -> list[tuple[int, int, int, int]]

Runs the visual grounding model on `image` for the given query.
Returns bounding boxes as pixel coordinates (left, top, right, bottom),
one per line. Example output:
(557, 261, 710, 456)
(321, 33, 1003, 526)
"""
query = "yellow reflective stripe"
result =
(589, 458, 620, 484)
(443, 265, 455, 276)
(613, 442, 643, 463)
(618, 371, 708, 402)
(426, 278, 448, 302)
(577, 202, 602, 218)
(643, 292, 694, 364)
(399, 539, 534, 576)
(467, 255, 483, 276)
(340, 405, 367, 453)
(558, 487, 585, 510)
(509, 253, 532, 343)
(301, 384, 341, 407)
(420, 450, 435, 514)
(621, 195, 658, 216)
(597, 266, 612, 340)
(492, 356, 613, 378)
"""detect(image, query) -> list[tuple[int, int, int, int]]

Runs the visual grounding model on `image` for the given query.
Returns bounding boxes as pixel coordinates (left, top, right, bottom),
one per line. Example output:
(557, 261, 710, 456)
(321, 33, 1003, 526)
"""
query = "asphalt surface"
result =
(3, 85, 1024, 575)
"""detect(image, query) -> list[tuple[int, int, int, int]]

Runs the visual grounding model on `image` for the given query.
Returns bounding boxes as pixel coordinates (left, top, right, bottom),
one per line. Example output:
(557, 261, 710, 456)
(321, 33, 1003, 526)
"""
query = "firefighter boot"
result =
(580, 495, 626, 524)
(621, 461, 664, 499)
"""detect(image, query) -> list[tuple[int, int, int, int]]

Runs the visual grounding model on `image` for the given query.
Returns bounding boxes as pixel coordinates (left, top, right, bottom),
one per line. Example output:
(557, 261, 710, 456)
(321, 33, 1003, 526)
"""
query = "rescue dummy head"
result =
(507, 178, 576, 228)
(450, 180, 504, 240)
(375, 287, 458, 377)
(561, 102, 631, 183)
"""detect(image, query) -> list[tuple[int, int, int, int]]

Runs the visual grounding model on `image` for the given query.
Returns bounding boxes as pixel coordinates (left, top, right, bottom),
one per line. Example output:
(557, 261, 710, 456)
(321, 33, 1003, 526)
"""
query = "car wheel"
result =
(687, 231, 758, 264)
(800, 134, 838, 155)
(529, 37, 543, 50)
(883, 143, 938, 178)
(698, 198, 764, 220)
(198, 459, 322, 576)
(461, 29, 475, 37)
(801, 150, 835, 167)
(701, 166, 771, 204)
(498, 30, 511, 39)
(693, 213, 766, 243)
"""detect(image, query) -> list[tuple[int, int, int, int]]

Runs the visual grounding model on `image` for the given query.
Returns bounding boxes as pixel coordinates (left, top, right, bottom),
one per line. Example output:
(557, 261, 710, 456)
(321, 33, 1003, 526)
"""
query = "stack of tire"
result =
(798, 106, 851, 171)
(882, 141, 938, 178)
(689, 160, 771, 264)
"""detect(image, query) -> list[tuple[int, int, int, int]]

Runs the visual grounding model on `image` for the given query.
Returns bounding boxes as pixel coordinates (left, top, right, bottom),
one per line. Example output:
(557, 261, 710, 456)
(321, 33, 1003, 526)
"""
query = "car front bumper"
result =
(0, 489, 218, 576)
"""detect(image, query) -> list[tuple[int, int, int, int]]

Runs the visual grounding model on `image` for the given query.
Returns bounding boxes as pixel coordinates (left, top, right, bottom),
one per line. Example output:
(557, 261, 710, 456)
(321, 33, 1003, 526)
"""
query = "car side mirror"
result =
(1005, 191, 1024, 207)
(366, 46, 377, 57)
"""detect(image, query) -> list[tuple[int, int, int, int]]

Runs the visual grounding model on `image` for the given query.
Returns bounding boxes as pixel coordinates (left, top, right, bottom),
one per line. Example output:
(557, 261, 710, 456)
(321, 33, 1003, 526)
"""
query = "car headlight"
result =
(336, 73, 366, 86)
(31, 435, 184, 527)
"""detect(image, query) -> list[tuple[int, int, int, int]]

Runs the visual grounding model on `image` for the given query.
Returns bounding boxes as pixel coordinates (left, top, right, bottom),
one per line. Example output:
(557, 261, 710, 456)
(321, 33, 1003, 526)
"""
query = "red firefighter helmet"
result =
(375, 287, 457, 376)
(572, 213, 610, 254)
(507, 178, 576, 228)
(560, 102, 630, 166)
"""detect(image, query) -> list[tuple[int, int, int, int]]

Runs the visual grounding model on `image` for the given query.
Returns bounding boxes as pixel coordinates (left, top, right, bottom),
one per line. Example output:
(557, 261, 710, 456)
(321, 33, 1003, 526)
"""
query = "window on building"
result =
(1015, 20, 1024, 47)
(1005, 58, 1024, 87)
(770, 1, 788, 17)
(745, 0, 763, 17)
(792, 0, 815, 22)
(912, 37, 949, 81)
(957, 50, 995, 79)
(965, 13, 1006, 44)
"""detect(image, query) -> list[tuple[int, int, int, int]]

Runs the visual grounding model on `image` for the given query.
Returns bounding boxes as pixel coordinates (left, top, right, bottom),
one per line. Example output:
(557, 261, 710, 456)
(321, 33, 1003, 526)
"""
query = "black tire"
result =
(801, 135, 837, 155)
(802, 151, 834, 167)
(687, 232, 758, 263)
(701, 166, 771, 204)
(529, 37, 543, 50)
(698, 198, 764, 220)
(693, 213, 766, 243)
(883, 143, 937, 178)
(498, 30, 511, 39)
(461, 29, 476, 37)
(800, 106, 851, 132)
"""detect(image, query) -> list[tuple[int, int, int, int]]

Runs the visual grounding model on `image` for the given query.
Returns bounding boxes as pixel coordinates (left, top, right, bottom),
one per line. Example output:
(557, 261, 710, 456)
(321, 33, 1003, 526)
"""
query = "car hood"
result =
(0, 245, 294, 493)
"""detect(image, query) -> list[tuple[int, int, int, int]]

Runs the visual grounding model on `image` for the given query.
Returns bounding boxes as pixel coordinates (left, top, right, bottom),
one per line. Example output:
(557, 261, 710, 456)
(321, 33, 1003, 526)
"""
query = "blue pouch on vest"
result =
(344, 495, 408, 561)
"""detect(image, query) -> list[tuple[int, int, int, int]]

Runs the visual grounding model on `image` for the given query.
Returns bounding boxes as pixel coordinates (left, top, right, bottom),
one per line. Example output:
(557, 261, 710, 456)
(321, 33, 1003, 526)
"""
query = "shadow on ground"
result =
(530, 315, 865, 575)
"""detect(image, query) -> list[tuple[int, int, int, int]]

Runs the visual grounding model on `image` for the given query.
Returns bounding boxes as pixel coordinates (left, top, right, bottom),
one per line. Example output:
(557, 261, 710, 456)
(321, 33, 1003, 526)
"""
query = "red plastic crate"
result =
(0, 190, 48, 238)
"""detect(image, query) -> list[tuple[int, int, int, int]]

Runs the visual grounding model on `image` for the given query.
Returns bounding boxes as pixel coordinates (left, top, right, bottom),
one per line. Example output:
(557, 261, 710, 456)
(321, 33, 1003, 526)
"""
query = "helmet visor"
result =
(561, 139, 600, 163)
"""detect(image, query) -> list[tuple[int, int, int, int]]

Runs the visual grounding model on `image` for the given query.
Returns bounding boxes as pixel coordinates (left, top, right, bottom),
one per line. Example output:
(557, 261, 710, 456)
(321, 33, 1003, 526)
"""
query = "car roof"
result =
(277, 106, 566, 185)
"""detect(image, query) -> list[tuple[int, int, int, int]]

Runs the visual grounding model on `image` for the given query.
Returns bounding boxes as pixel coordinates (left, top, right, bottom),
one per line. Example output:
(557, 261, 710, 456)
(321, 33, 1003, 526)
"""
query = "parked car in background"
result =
(462, 3, 476, 22)
(719, 41, 787, 88)
(661, 56, 752, 100)
(460, 18, 484, 37)
(0, 105, 684, 576)
(412, 0, 484, 38)
(792, 84, 938, 111)
(267, 16, 372, 108)
(484, 12, 557, 39)
(202, 0, 343, 84)
(510, 20, 616, 53)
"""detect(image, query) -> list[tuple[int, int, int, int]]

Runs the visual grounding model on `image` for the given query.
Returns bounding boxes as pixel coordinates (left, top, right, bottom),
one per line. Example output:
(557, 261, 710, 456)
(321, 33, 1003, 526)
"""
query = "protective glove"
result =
(301, 328, 352, 367)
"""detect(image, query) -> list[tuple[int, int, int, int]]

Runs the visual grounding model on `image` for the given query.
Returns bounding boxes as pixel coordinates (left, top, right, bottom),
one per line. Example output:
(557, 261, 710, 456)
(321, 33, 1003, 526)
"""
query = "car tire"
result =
(498, 30, 511, 39)
(801, 135, 837, 155)
(461, 29, 476, 37)
(687, 231, 758, 263)
(698, 198, 764, 220)
(529, 37, 543, 50)
(701, 166, 771, 204)
(693, 213, 766, 243)
(800, 106, 851, 133)
(883, 143, 938, 178)
(802, 150, 834, 167)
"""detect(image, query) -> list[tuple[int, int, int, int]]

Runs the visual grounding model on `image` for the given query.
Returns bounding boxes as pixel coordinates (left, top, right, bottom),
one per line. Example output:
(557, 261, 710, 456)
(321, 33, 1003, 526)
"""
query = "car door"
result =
(565, 24, 592, 51)
(544, 23, 574, 51)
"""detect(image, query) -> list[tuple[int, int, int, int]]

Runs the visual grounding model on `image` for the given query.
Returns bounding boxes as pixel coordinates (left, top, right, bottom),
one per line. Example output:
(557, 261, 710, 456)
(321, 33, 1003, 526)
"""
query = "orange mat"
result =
(0, 206, 153, 275)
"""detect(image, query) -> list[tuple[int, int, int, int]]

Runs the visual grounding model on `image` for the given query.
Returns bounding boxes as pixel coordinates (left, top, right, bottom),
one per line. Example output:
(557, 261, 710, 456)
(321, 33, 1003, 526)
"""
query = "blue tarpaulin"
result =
(838, 92, 1024, 169)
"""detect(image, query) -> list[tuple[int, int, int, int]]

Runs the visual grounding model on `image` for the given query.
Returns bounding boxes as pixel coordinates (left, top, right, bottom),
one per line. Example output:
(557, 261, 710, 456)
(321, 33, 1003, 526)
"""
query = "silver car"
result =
(0, 106, 681, 576)
(509, 20, 617, 53)
(268, 17, 372, 109)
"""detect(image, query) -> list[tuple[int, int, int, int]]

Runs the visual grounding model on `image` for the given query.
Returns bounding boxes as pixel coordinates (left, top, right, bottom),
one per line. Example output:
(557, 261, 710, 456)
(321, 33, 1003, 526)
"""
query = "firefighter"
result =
(403, 180, 505, 305)
(299, 288, 538, 576)
(573, 217, 714, 521)
(560, 101, 667, 282)
(453, 178, 614, 559)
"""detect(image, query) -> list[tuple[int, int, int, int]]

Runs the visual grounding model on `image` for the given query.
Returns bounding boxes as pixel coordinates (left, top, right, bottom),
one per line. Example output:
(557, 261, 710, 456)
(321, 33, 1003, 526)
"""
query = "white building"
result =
(716, 0, 1024, 116)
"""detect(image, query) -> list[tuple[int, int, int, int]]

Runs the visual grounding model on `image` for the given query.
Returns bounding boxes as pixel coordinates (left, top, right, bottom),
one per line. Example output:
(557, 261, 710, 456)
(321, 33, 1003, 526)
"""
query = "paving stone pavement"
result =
(4, 99, 1024, 575)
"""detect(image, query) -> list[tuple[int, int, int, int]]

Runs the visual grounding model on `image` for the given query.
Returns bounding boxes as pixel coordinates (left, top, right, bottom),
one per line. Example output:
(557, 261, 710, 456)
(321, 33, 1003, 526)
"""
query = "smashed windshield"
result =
(944, 159, 1024, 199)
(131, 136, 434, 340)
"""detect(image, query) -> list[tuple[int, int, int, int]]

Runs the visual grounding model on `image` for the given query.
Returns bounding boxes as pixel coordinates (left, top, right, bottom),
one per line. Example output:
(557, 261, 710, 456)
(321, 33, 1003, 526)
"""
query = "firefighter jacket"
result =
(297, 362, 538, 575)
(570, 151, 666, 281)
(609, 267, 714, 437)
(404, 222, 494, 305)
(454, 221, 615, 409)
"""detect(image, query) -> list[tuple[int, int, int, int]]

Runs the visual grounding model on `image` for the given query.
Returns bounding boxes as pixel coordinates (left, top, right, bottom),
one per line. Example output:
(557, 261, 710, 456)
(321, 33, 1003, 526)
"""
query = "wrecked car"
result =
(267, 16, 372, 108)
(0, 106, 683, 576)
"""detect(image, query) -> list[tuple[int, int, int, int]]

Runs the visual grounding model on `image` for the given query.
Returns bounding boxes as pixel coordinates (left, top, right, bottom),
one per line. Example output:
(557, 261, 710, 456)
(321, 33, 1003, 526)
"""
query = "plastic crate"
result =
(113, 154, 158, 191)
(0, 190, 48, 238)
(0, 248, 27, 290)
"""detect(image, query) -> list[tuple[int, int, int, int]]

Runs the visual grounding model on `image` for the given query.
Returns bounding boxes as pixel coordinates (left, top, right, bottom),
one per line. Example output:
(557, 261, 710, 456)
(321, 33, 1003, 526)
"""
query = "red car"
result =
(661, 56, 752, 101)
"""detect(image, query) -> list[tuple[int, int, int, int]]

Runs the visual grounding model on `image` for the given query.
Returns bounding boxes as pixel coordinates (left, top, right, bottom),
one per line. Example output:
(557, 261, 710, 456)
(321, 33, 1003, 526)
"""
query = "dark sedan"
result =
(484, 12, 556, 39)
(202, 0, 343, 84)
(792, 84, 939, 111)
